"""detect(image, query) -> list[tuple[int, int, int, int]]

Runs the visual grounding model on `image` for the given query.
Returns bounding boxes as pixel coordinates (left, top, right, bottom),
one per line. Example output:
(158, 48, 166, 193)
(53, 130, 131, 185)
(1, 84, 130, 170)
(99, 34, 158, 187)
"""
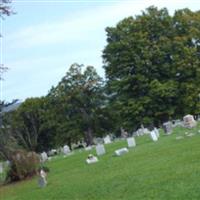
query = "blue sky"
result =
(1, 0, 199, 102)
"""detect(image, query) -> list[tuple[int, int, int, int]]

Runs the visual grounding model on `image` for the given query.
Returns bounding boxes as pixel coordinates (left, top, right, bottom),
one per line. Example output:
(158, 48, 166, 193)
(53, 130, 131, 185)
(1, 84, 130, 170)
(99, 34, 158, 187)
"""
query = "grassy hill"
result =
(1, 124, 200, 200)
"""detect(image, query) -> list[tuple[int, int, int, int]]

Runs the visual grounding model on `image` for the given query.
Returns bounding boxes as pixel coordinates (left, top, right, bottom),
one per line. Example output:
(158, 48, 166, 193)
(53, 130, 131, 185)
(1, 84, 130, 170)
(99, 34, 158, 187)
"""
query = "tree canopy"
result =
(103, 6, 200, 130)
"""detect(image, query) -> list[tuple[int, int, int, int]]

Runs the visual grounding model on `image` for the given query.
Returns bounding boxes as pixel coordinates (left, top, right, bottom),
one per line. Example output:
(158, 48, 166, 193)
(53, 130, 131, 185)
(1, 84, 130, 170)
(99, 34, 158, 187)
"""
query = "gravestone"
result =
(38, 169, 47, 188)
(104, 135, 111, 144)
(85, 146, 92, 151)
(150, 130, 158, 142)
(86, 154, 98, 164)
(183, 114, 196, 128)
(63, 145, 71, 155)
(115, 147, 129, 156)
(96, 144, 106, 156)
(127, 137, 136, 148)
(41, 152, 48, 162)
(121, 128, 128, 138)
(154, 127, 159, 138)
(163, 122, 173, 134)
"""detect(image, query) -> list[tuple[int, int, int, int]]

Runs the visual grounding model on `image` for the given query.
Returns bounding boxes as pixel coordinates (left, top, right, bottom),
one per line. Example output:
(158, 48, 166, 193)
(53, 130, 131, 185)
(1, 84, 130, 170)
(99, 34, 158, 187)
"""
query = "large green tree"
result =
(49, 63, 108, 146)
(103, 6, 200, 130)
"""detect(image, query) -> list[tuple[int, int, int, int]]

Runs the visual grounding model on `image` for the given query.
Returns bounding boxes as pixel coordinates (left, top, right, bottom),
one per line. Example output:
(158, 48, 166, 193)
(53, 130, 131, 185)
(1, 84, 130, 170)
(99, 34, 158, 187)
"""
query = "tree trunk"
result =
(84, 127, 93, 146)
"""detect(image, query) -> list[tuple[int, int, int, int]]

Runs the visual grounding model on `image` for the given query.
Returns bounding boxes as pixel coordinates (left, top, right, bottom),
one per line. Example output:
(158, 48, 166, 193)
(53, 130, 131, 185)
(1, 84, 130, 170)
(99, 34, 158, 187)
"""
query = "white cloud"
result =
(6, 0, 199, 49)
(3, 0, 199, 101)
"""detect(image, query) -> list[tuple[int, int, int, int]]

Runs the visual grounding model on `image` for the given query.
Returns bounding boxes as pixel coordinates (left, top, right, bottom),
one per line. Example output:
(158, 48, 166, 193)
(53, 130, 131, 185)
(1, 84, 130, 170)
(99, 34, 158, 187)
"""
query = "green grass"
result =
(1, 124, 200, 200)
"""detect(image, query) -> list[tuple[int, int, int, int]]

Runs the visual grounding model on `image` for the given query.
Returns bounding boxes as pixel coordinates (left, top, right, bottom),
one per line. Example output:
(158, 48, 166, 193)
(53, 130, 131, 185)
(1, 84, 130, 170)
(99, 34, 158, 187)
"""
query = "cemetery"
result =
(1, 122, 200, 199)
(1, 2, 200, 200)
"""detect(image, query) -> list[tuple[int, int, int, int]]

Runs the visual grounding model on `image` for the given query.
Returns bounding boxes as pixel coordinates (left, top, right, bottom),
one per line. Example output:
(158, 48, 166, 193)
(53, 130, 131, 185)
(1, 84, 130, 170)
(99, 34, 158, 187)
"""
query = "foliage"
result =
(2, 97, 56, 152)
(48, 63, 107, 146)
(103, 6, 200, 130)
(6, 150, 40, 182)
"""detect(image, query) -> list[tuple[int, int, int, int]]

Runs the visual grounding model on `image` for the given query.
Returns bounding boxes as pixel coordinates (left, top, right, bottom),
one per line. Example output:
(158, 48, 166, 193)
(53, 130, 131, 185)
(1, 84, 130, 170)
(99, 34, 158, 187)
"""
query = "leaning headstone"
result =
(0, 163, 3, 174)
(41, 152, 48, 162)
(183, 114, 197, 128)
(115, 147, 129, 156)
(163, 122, 173, 134)
(96, 144, 106, 156)
(127, 137, 136, 148)
(63, 145, 71, 155)
(104, 135, 111, 144)
(150, 130, 158, 142)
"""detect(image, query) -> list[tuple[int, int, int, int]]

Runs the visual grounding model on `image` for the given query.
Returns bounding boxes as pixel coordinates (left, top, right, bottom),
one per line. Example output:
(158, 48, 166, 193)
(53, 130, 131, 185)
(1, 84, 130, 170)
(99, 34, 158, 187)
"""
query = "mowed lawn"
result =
(1, 124, 200, 200)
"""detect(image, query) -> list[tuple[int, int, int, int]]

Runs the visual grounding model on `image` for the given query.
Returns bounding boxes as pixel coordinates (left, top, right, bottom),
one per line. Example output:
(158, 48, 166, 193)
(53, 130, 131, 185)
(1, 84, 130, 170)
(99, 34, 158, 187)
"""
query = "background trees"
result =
(103, 6, 200, 130)
(48, 63, 108, 147)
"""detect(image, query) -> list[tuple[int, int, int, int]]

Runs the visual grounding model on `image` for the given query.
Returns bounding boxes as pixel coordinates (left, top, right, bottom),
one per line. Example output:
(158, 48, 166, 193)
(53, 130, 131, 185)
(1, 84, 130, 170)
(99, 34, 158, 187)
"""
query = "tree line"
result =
(1, 6, 200, 157)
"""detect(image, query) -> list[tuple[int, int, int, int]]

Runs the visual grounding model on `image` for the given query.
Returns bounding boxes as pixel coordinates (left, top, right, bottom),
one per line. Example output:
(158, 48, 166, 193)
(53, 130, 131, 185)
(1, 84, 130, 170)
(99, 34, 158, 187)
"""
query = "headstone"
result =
(38, 169, 47, 188)
(86, 154, 98, 164)
(121, 128, 128, 138)
(143, 128, 150, 134)
(0, 163, 3, 174)
(63, 145, 71, 155)
(48, 149, 57, 156)
(183, 114, 197, 128)
(104, 135, 111, 144)
(85, 146, 92, 151)
(115, 147, 129, 156)
(163, 122, 173, 134)
(96, 144, 106, 156)
(154, 127, 159, 138)
(127, 137, 136, 148)
(41, 152, 48, 162)
(150, 130, 158, 142)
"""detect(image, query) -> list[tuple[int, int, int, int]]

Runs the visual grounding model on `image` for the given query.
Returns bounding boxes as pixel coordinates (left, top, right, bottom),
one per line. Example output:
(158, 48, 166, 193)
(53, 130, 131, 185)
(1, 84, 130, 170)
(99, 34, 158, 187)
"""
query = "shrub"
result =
(6, 150, 40, 182)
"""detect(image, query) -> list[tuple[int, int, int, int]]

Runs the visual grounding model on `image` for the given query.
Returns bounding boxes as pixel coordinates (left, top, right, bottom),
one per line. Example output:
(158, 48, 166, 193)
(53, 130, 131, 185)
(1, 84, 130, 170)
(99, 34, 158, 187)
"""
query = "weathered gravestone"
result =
(38, 169, 47, 188)
(63, 145, 71, 155)
(183, 114, 197, 128)
(96, 144, 106, 156)
(41, 152, 48, 162)
(115, 147, 129, 156)
(127, 137, 136, 148)
(104, 135, 111, 144)
(163, 122, 173, 134)
(150, 130, 158, 142)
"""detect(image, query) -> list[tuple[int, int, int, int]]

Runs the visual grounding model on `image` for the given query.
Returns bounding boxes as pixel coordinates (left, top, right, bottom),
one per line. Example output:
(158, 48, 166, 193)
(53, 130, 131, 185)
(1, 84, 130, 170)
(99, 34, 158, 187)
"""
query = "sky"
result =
(1, 0, 200, 102)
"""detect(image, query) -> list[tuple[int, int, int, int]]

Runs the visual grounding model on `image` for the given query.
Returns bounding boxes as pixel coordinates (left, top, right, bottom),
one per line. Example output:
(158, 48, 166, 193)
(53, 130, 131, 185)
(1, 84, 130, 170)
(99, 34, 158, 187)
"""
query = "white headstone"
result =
(86, 155, 98, 164)
(115, 147, 129, 156)
(183, 114, 196, 128)
(150, 131, 158, 142)
(63, 145, 71, 155)
(38, 169, 47, 188)
(154, 128, 159, 138)
(96, 144, 106, 156)
(41, 152, 48, 162)
(85, 146, 92, 151)
(127, 137, 136, 148)
(104, 135, 111, 144)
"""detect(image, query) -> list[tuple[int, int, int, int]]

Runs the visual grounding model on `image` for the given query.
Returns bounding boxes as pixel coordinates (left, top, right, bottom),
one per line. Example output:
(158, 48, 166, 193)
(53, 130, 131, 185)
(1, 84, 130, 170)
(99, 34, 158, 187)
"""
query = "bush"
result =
(6, 150, 40, 182)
